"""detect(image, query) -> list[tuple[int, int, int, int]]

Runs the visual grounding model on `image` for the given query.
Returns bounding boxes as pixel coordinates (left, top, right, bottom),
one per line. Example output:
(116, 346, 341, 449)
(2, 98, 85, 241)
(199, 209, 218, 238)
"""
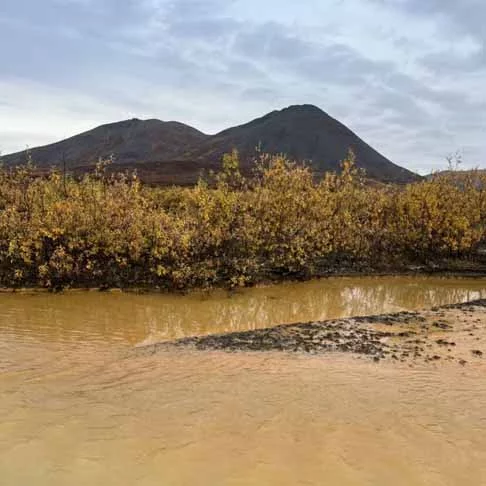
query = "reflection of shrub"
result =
(1, 153, 486, 290)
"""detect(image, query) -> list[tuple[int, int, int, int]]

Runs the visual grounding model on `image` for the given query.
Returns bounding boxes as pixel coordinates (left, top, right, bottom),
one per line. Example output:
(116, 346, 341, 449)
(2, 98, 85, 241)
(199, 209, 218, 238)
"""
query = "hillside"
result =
(1, 105, 419, 184)
(1, 118, 208, 168)
(186, 105, 417, 183)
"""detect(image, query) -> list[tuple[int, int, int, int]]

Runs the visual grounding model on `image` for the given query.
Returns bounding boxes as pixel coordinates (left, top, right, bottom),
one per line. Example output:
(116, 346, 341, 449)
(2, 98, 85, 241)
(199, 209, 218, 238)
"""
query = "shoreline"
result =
(2, 261, 486, 294)
(147, 299, 486, 366)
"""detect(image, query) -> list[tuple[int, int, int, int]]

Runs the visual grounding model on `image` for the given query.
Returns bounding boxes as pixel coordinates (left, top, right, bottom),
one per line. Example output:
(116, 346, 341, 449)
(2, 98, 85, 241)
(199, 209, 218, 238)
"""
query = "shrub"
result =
(1, 152, 485, 289)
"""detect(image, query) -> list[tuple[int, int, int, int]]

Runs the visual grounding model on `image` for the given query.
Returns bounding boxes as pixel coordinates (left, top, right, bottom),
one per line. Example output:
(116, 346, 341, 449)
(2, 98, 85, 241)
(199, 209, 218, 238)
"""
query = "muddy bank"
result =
(149, 299, 486, 365)
(2, 257, 486, 293)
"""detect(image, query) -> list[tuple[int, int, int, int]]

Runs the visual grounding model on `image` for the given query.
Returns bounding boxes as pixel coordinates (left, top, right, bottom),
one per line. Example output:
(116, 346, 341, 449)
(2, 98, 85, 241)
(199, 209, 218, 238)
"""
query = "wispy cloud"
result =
(0, 0, 485, 172)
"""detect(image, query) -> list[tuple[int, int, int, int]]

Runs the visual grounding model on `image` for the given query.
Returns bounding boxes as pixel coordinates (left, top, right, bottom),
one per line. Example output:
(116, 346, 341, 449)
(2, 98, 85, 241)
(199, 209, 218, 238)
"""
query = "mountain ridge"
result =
(1, 104, 420, 184)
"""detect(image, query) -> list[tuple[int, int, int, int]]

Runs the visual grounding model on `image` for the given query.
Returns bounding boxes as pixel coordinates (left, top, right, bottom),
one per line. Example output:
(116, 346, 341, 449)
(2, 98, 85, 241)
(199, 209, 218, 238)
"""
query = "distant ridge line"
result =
(1, 104, 420, 184)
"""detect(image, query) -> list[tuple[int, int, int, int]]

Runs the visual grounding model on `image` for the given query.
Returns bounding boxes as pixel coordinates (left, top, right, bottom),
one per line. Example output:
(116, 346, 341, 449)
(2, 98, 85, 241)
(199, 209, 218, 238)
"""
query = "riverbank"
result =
(2, 258, 486, 294)
(149, 299, 486, 366)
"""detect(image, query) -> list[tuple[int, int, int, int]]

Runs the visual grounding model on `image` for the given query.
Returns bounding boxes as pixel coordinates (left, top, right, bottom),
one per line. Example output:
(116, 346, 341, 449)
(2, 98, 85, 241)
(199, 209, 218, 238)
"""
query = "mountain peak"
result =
(193, 105, 418, 183)
(281, 104, 325, 114)
(262, 104, 327, 121)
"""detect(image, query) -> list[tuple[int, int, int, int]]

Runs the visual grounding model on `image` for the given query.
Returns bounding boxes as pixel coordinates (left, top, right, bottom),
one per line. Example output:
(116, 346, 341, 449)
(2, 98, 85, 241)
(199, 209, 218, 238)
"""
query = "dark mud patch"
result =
(146, 299, 486, 365)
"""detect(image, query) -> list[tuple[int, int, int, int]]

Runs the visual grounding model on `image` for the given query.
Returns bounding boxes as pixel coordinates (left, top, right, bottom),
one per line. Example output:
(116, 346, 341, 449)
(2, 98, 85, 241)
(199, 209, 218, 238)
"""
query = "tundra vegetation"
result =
(1, 151, 485, 290)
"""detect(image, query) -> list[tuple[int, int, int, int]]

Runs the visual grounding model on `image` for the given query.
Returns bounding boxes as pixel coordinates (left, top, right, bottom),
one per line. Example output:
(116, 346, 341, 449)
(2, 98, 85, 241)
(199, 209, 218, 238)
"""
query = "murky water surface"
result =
(1, 276, 486, 485)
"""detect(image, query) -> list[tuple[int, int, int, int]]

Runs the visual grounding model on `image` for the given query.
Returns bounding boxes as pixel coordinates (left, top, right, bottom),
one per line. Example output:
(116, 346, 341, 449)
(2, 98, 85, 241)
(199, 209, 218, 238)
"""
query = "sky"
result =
(0, 0, 485, 174)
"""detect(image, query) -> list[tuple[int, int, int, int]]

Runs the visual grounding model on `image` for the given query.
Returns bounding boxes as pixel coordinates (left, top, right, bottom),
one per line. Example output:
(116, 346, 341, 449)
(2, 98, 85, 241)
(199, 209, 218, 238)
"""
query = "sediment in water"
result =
(148, 299, 486, 366)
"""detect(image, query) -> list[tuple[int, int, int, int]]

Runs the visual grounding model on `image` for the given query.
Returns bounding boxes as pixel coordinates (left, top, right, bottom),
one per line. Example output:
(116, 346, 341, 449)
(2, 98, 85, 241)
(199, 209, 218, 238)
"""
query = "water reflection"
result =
(0, 276, 485, 348)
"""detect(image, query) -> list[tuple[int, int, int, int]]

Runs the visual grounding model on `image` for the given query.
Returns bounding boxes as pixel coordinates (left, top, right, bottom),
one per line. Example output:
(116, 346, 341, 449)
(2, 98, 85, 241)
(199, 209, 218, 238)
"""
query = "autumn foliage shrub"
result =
(1, 152, 485, 290)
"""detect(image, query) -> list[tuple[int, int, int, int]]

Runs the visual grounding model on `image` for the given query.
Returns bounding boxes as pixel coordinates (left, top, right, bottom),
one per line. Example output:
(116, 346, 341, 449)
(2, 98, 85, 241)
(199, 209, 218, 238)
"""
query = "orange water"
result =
(1, 276, 486, 485)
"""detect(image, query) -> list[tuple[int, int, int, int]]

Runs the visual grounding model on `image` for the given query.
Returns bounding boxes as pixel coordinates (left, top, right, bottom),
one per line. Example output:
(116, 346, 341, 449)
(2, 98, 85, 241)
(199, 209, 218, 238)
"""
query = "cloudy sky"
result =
(0, 0, 485, 173)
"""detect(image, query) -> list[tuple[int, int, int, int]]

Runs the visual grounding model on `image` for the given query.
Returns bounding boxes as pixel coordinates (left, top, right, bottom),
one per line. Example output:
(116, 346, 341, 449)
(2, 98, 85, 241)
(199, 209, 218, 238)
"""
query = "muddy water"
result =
(1, 276, 486, 485)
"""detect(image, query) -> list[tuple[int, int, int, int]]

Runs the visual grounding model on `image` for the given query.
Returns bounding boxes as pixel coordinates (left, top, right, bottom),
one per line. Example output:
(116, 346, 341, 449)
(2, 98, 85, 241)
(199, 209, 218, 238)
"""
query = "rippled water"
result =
(1, 276, 486, 485)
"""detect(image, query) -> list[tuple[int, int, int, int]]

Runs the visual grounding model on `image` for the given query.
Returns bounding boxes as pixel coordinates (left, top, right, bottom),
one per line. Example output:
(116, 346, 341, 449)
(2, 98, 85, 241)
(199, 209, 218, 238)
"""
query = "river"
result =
(1, 276, 486, 485)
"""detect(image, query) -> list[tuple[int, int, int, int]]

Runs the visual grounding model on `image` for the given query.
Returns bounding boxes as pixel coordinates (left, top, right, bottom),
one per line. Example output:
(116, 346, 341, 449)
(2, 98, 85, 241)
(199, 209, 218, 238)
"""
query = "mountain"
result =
(1, 105, 419, 184)
(185, 105, 417, 183)
(1, 118, 208, 167)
